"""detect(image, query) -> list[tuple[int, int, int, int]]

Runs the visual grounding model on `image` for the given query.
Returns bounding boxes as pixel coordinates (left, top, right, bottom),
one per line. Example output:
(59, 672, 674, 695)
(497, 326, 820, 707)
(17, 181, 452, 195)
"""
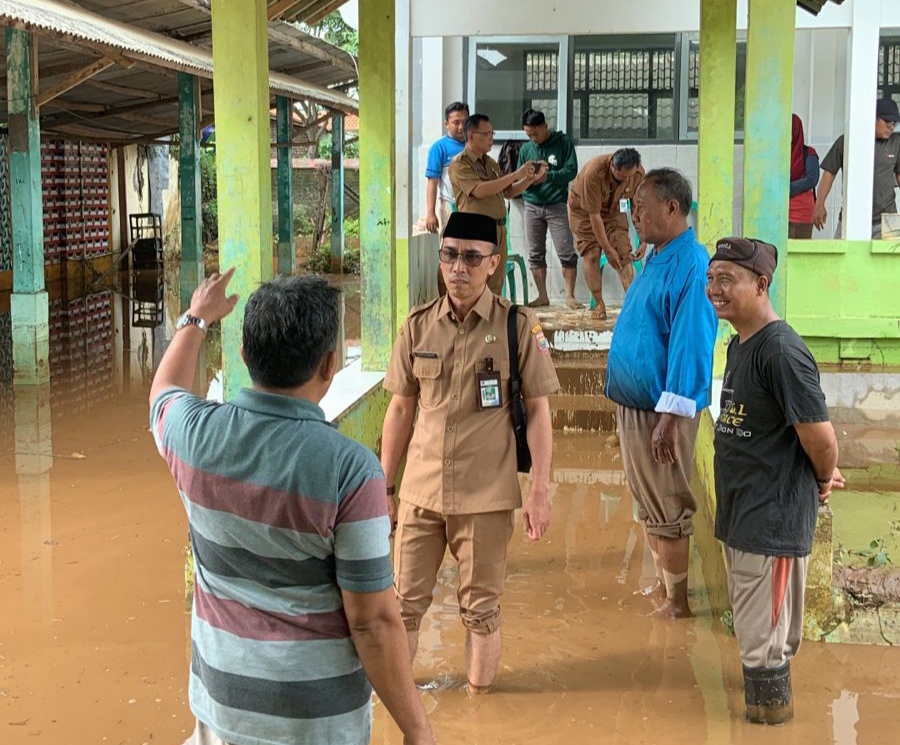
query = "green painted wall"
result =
(786, 239, 900, 365)
(359, 0, 396, 371)
(210, 0, 274, 398)
(742, 0, 795, 316)
(276, 96, 294, 277)
(334, 385, 391, 454)
(697, 0, 738, 376)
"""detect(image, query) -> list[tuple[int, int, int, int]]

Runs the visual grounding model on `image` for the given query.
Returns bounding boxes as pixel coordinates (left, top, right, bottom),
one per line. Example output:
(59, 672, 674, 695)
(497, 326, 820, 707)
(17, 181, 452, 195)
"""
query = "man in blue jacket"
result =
(605, 168, 717, 620)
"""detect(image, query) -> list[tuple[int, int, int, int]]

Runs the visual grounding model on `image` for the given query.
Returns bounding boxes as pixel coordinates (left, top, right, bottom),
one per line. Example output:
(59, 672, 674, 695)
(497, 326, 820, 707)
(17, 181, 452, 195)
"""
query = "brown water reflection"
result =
(1, 276, 899, 745)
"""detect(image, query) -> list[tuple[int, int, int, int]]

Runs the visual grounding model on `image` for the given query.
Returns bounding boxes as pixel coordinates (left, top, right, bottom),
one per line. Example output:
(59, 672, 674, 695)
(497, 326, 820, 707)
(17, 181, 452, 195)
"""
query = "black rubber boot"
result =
(743, 661, 793, 725)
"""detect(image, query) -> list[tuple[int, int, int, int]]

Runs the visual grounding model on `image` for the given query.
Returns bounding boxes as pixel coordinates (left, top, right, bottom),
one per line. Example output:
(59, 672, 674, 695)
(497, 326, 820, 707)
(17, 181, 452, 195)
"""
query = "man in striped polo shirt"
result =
(150, 271, 434, 745)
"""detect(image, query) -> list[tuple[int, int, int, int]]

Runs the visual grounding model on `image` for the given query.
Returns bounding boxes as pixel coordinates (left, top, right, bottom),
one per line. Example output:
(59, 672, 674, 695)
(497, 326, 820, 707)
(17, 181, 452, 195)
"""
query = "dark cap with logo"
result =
(442, 211, 498, 246)
(710, 237, 778, 284)
(877, 97, 900, 123)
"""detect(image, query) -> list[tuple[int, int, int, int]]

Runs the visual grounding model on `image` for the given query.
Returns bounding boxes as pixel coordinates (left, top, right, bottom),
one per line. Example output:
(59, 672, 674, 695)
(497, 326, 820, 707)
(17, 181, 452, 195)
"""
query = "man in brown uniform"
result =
(449, 114, 543, 294)
(568, 148, 645, 319)
(381, 211, 559, 693)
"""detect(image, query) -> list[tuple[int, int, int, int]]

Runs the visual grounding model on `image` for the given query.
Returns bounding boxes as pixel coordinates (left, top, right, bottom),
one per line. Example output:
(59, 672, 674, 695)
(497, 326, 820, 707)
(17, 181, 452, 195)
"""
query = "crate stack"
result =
(40, 138, 111, 263)
(48, 291, 115, 416)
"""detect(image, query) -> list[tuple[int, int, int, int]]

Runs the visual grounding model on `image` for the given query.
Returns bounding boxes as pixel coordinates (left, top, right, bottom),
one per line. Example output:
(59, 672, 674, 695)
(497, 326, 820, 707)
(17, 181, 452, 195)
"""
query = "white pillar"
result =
(442, 37, 465, 103)
(842, 0, 880, 240)
(421, 38, 445, 145)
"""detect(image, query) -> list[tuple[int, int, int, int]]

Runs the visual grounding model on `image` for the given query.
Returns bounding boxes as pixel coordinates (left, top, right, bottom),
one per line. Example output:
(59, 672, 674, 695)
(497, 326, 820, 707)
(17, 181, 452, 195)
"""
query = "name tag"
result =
(477, 372, 502, 409)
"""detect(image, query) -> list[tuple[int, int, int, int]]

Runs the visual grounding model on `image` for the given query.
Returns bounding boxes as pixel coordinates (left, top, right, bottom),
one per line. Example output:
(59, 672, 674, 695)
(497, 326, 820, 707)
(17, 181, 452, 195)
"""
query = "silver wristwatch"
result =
(175, 312, 209, 335)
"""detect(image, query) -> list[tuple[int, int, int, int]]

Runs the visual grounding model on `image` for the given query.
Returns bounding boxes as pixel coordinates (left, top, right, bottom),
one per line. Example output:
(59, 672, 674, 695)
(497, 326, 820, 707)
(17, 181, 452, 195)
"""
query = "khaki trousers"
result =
(726, 546, 809, 669)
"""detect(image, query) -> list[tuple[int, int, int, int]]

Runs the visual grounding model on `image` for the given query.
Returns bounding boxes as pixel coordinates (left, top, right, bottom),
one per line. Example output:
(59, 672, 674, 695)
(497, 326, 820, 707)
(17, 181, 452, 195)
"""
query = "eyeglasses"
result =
(438, 248, 494, 267)
(471, 130, 494, 138)
(880, 119, 897, 129)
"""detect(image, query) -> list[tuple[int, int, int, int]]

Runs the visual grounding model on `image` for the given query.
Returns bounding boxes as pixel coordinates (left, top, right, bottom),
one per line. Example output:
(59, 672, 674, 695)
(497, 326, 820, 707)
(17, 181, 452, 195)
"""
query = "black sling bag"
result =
(506, 305, 533, 473)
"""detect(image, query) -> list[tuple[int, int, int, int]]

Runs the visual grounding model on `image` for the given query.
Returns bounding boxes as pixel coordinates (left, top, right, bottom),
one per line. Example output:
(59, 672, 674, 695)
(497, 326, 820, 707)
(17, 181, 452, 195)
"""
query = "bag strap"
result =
(507, 304, 522, 397)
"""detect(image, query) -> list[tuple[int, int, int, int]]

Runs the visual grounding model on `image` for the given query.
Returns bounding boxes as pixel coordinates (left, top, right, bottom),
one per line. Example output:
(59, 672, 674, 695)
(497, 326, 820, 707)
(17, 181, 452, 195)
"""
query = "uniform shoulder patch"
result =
(531, 323, 550, 355)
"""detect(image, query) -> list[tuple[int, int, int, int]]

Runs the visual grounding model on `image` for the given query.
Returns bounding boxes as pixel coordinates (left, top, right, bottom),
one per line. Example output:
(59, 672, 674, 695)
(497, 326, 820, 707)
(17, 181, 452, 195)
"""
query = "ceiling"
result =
(0, 0, 357, 143)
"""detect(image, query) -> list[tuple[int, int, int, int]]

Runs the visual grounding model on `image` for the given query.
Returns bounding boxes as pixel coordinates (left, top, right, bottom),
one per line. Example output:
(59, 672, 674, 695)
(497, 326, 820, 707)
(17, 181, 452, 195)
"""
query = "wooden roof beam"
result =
(267, 0, 317, 21)
(37, 56, 115, 106)
(304, 0, 346, 26)
(83, 78, 169, 101)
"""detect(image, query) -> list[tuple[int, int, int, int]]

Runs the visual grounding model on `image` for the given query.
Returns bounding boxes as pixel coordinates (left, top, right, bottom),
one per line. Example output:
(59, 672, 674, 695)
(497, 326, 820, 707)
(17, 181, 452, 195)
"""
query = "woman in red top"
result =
(789, 114, 819, 239)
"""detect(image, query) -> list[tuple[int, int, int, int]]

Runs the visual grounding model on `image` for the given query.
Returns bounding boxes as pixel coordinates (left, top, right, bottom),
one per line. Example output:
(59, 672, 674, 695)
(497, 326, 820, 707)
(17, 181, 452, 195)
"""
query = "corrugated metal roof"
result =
(0, 0, 357, 114)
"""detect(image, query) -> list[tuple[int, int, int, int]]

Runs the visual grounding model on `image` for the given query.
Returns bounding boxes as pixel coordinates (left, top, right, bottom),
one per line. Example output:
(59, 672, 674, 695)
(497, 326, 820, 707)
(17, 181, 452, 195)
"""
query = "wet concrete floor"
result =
(2, 280, 900, 744)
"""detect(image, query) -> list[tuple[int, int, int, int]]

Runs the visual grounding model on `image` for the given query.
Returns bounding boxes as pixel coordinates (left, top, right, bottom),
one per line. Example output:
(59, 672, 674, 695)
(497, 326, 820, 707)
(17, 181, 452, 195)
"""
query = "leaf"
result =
(870, 540, 880, 550)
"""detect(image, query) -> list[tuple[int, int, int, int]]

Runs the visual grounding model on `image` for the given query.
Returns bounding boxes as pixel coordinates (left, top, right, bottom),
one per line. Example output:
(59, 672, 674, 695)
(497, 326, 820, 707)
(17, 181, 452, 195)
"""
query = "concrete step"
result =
(549, 432, 627, 486)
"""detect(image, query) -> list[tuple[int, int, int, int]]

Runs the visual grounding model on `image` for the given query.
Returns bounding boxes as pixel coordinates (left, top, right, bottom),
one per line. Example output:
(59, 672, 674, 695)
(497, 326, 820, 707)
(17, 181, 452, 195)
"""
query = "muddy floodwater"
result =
(2, 277, 900, 745)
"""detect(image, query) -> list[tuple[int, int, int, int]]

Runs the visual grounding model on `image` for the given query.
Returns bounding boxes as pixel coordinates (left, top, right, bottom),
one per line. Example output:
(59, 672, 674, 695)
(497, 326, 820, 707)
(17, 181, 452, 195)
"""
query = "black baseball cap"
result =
(876, 98, 900, 123)
(710, 237, 778, 284)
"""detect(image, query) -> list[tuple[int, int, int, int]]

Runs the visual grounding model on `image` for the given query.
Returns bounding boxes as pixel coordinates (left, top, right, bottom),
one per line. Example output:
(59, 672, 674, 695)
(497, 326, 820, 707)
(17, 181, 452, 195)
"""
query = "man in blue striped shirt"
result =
(150, 271, 434, 745)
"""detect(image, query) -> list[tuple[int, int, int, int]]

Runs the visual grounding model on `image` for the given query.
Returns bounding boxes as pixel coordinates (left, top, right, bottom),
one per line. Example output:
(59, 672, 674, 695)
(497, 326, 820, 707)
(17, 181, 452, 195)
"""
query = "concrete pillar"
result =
(742, 0, 795, 317)
(359, 0, 397, 370)
(276, 96, 294, 276)
(842, 0, 880, 240)
(6, 29, 49, 386)
(210, 0, 274, 396)
(178, 72, 204, 310)
(394, 0, 413, 326)
(697, 0, 736, 248)
(330, 112, 345, 274)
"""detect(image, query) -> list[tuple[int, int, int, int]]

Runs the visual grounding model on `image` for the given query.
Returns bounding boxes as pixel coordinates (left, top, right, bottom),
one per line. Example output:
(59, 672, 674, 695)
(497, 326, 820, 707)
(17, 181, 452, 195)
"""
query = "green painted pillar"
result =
(178, 72, 204, 311)
(697, 0, 737, 248)
(7, 29, 49, 386)
(742, 0, 795, 316)
(697, 0, 738, 374)
(210, 0, 273, 397)
(330, 112, 345, 274)
(359, 0, 396, 371)
(276, 96, 294, 276)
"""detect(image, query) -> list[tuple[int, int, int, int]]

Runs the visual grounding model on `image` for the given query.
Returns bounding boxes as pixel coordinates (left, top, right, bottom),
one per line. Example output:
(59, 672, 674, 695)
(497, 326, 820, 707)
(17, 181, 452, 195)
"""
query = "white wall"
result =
(410, 0, 871, 37)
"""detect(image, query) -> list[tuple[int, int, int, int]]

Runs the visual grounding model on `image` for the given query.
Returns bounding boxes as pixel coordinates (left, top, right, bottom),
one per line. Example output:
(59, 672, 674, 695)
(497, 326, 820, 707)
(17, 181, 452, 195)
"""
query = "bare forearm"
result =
(350, 616, 432, 741)
(504, 177, 533, 199)
(471, 172, 517, 199)
(525, 397, 553, 494)
(816, 171, 835, 207)
(380, 399, 416, 486)
(149, 327, 203, 403)
(804, 437, 839, 480)
(426, 179, 438, 217)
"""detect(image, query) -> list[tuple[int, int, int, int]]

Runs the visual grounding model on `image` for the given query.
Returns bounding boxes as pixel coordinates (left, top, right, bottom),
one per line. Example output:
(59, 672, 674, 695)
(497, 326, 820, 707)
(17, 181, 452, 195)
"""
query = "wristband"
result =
(815, 476, 832, 485)
(386, 485, 396, 496)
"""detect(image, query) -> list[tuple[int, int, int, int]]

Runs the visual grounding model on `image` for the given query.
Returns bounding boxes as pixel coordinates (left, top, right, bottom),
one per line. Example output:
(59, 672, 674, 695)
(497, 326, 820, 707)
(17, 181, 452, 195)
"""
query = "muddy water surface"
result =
(2, 278, 900, 745)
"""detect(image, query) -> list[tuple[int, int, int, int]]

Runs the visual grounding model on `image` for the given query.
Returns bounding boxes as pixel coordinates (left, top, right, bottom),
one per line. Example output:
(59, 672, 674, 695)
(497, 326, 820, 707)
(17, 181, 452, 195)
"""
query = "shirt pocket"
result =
(413, 357, 443, 409)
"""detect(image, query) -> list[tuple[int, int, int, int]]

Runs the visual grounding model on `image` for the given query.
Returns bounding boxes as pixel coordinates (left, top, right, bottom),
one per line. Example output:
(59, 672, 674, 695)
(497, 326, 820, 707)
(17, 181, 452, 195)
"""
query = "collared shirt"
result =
(150, 387, 392, 745)
(425, 134, 466, 204)
(448, 146, 508, 221)
(384, 287, 560, 515)
(569, 154, 645, 222)
(605, 227, 717, 417)
(820, 133, 900, 222)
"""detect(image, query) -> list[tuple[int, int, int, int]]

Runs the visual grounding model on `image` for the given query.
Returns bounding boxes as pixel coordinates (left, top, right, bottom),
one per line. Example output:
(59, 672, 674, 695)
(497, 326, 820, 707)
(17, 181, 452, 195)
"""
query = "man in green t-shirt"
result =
(518, 109, 580, 308)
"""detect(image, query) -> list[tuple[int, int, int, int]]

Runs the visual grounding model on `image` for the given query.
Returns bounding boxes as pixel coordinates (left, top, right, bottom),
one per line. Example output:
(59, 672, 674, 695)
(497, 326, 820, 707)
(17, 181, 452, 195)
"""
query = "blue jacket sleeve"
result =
(425, 140, 443, 180)
(656, 266, 717, 417)
(789, 152, 820, 197)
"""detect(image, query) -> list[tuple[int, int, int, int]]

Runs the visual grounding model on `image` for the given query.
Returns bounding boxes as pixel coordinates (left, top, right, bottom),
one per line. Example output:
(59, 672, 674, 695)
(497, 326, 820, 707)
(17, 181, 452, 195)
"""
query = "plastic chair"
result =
(504, 254, 529, 304)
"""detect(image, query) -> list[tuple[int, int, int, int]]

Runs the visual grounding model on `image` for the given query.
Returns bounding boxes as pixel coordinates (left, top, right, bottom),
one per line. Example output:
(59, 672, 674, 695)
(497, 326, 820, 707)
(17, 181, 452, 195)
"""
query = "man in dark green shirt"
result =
(518, 109, 580, 308)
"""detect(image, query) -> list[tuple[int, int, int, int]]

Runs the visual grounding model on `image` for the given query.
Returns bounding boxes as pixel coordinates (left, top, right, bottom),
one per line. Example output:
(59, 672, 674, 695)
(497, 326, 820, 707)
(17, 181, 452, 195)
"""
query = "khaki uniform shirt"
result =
(569, 154, 644, 228)
(384, 288, 560, 515)
(448, 146, 508, 222)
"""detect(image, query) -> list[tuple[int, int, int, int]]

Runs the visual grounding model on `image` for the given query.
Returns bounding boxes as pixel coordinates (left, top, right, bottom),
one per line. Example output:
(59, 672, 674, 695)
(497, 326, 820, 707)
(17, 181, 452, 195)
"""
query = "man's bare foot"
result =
(649, 598, 693, 620)
(634, 580, 667, 600)
(590, 306, 607, 321)
(527, 296, 550, 308)
(465, 681, 492, 696)
(566, 297, 584, 309)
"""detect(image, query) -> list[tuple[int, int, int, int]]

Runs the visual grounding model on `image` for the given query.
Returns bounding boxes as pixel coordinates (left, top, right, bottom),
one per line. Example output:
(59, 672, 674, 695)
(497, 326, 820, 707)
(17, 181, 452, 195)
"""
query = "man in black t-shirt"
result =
(706, 237, 844, 726)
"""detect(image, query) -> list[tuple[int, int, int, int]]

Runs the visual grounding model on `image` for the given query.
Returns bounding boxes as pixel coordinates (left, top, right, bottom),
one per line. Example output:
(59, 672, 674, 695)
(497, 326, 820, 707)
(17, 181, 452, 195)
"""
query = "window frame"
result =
(568, 33, 681, 145)
(465, 35, 570, 141)
(679, 31, 748, 142)
(878, 32, 900, 102)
